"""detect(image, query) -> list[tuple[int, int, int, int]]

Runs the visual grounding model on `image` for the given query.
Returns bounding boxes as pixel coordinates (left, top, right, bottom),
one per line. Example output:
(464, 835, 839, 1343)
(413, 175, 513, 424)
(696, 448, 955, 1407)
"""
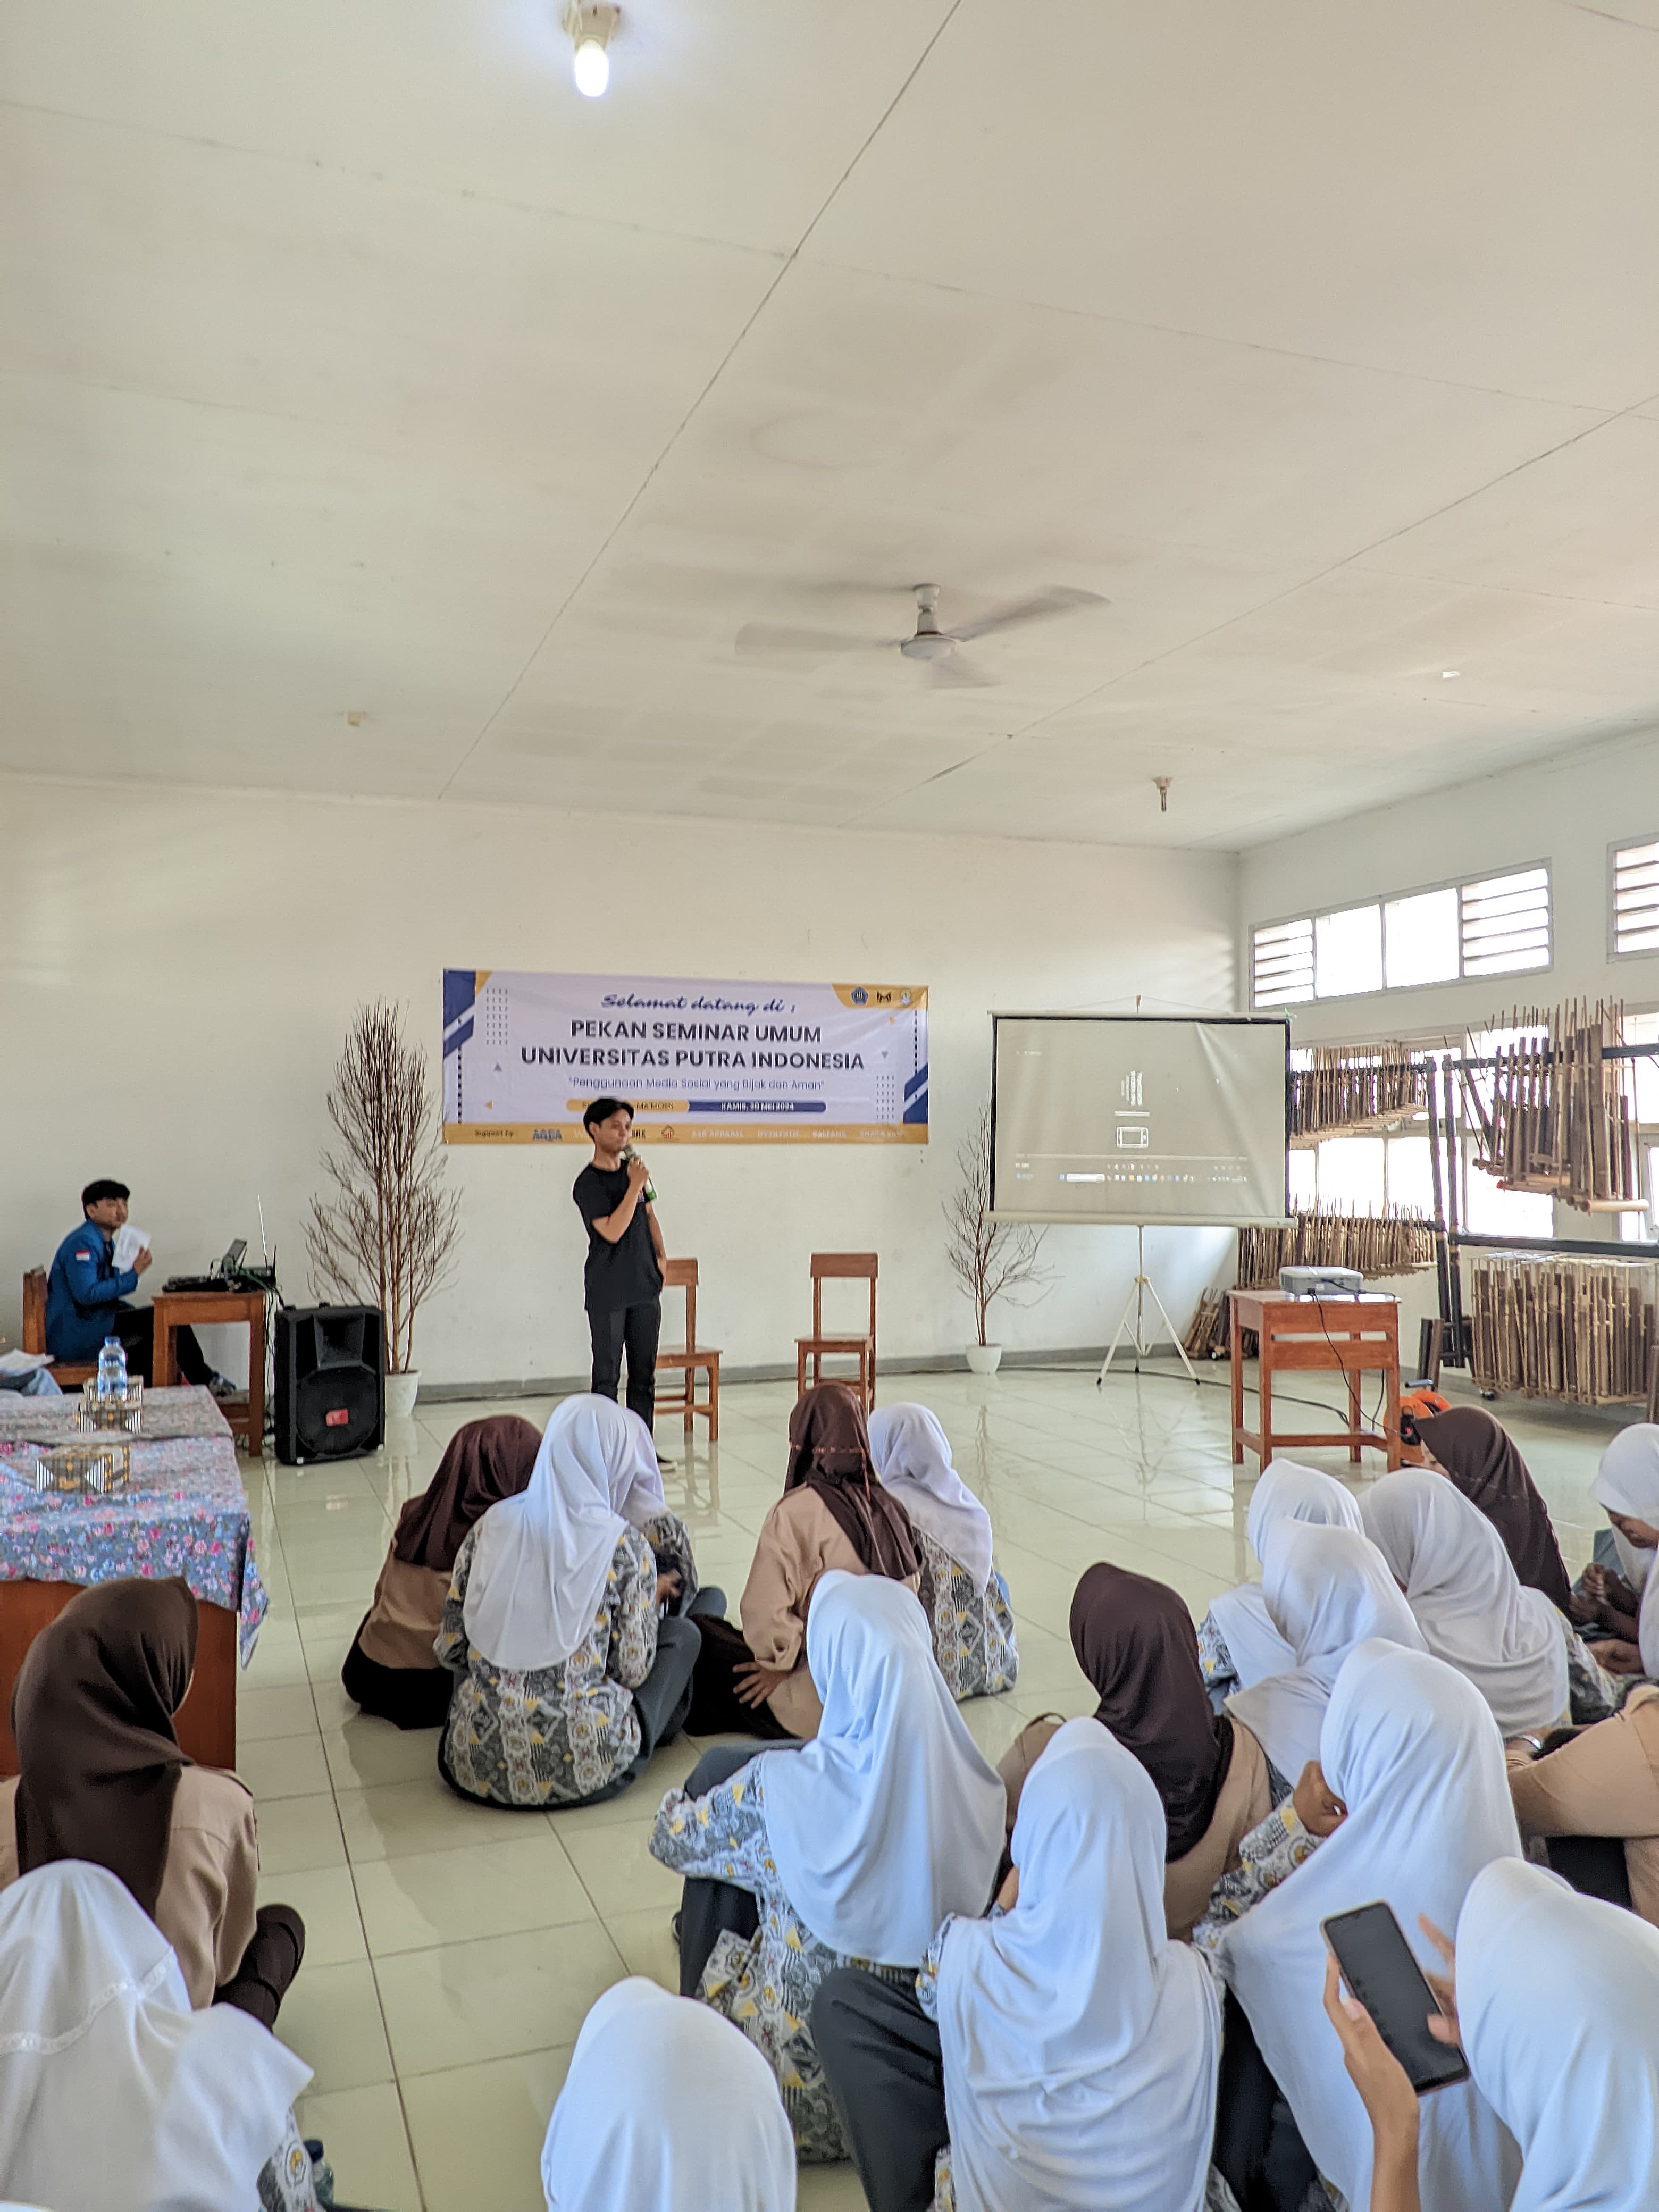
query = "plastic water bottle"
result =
(96, 1336, 128, 1402)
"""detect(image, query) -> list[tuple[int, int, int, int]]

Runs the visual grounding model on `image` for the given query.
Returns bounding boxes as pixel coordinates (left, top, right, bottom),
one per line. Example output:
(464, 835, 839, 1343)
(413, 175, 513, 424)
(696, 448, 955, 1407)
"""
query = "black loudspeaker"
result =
(274, 1305, 385, 1465)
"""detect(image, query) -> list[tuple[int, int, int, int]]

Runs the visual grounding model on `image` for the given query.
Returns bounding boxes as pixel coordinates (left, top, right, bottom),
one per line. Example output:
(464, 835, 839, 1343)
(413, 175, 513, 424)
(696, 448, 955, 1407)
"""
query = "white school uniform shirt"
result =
(760, 1572, 1005, 1966)
(1591, 1423, 1659, 1676)
(867, 1403, 994, 1591)
(463, 1394, 647, 1669)
(935, 1719, 1217, 2212)
(1208, 1459, 1364, 1689)
(1225, 1522, 1426, 1782)
(0, 1860, 311, 2212)
(1459, 1859, 1659, 2212)
(1361, 1466, 1568, 1736)
(541, 1977, 795, 2212)
(1219, 1643, 1522, 2212)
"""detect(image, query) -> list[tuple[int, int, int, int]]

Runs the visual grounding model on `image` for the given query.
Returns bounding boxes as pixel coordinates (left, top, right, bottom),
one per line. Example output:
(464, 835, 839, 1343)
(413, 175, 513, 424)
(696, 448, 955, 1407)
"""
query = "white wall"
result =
(1237, 725, 1659, 1046)
(1, 778, 1238, 1389)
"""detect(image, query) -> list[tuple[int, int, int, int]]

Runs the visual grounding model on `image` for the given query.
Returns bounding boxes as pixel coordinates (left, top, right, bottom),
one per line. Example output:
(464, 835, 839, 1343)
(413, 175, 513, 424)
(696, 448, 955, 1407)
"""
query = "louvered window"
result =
(1613, 839, 1659, 959)
(1459, 867, 1551, 977)
(1251, 917, 1314, 1006)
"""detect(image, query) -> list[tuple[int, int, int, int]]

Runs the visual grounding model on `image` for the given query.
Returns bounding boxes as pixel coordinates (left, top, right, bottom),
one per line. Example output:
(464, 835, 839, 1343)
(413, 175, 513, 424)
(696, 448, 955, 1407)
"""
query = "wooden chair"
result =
(21, 1269, 95, 1389)
(795, 1253, 878, 1410)
(655, 1258, 721, 1441)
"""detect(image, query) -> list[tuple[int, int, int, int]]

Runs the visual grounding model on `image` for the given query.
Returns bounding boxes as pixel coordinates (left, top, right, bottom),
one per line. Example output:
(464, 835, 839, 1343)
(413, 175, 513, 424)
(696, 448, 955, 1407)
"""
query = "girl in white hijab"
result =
(867, 1403, 1018, 1700)
(931, 1719, 1220, 2212)
(438, 1394, 713, 1808)
(542, 1978, 795, 2211)
(648, 1573, 1004, 2162)
(1226, 1522, 1427, 1784)
(0, 1859, 317, 2212)
(1586, 1424, 1659, 1674)
(1220, 1643, 1522, 2212)
(1362, 1465, 1570, 1736)
(1200, 1460, 1363, 1696)
(1325, 1859, 1659, 2212)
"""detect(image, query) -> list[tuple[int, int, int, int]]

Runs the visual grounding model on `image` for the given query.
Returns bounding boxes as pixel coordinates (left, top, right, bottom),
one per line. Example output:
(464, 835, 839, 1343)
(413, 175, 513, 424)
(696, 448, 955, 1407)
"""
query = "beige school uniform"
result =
(740, 1489, 923, 1740)
(998, 1711, 1275, 1942)
(1509, 1684, 1659, 1927)
(0, 1766, 259, 2008)
(356, 1551, 450, 1670)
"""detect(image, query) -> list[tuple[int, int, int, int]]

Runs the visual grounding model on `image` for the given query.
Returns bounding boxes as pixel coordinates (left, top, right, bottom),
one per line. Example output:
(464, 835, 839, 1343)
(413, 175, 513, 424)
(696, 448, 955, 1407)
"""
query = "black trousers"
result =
(588, 1299, 660, 1428)
(107, 1303, 212, 1388)
(214, 1904, 306, 2030)
(812, 1967, 945, 2212)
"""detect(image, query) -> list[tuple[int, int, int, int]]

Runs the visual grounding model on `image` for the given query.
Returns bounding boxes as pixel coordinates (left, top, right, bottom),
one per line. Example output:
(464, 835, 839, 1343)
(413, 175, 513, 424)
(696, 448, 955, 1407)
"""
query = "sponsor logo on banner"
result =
(441, 971, 928, 1146)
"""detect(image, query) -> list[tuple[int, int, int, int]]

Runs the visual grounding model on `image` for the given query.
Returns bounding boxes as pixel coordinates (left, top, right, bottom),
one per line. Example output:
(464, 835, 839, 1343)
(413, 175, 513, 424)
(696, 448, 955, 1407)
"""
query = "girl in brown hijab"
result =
(342, 1413, 542, 1728)
(0, 1577, 304, 2023)
(691, 1384, 923, 1740)
(1415, 1405, 1575, 1614)
(1000, 1562, 1279, 1940)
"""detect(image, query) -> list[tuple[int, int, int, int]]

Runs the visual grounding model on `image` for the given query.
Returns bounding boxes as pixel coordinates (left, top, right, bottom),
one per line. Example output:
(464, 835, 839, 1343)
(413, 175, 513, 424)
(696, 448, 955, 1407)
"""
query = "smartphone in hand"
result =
(1321, 1901, 1468, 2094)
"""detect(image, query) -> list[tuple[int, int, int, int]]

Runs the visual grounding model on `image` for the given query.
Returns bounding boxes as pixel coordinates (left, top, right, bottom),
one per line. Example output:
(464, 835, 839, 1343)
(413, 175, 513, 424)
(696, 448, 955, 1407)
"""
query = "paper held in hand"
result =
(113, 1225, 152, 1271)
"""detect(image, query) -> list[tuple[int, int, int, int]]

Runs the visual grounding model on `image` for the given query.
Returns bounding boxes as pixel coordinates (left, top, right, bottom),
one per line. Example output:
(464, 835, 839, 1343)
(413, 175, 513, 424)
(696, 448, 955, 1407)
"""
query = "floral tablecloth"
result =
(0, 1388, 268, 1661)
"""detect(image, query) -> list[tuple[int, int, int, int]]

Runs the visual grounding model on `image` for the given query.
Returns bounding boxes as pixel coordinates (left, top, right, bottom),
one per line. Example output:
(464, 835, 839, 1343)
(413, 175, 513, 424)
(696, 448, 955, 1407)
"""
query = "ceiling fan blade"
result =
(946, 586, 1109, 644)
(734, 623, 876, 661)
(929, 652, 998, 689)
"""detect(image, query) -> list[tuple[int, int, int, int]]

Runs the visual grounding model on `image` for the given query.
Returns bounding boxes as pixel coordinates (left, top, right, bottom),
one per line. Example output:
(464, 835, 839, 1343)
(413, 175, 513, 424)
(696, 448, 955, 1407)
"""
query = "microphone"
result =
(621, 1144, 657, 1203)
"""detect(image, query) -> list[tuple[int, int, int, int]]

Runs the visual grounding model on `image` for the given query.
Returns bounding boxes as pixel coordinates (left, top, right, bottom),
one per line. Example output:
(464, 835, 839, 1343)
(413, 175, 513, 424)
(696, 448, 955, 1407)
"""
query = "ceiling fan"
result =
(735, 583, 1108, 689)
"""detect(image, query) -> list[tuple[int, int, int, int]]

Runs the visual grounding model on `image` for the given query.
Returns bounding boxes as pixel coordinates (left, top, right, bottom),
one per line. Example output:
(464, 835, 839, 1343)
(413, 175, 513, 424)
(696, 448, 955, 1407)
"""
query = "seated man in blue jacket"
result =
(46, 1178, 228, 1392)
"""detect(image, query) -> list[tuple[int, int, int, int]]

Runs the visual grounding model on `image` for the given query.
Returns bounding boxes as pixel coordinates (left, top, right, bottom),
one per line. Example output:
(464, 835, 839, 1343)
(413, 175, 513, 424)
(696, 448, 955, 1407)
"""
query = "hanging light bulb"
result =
(563, 4, 617, 97)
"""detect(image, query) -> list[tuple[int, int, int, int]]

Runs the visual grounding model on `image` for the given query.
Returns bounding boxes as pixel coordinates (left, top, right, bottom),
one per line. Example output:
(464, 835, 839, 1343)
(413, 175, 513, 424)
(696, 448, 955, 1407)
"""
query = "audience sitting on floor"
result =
(649, 1572, 1005, 2161)
(1361, 1464, 1572, 1737)
(1199, 1457, 1365, 1694)
(342, 1412, 543, 1729)
(866, 1401, 1019, 1702)
(0, 1862, 365, 2212)
(688, 1381, 922, 1739)
(436, 1393, 719, 1808)
(541, 1976, 797, 2211)
(0, 1576, 304, 2023)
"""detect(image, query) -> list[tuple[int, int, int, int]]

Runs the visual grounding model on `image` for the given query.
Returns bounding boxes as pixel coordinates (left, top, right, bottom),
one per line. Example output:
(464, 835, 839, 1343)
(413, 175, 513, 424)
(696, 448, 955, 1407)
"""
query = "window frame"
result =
(1249, 859, 1554, 1012)
(1609, 833, 1659, 965)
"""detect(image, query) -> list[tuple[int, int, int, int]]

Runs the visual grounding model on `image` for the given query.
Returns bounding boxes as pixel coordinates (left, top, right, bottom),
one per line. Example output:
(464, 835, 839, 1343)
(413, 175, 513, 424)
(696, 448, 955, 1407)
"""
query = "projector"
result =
(1279, 1266, 1365, 1300)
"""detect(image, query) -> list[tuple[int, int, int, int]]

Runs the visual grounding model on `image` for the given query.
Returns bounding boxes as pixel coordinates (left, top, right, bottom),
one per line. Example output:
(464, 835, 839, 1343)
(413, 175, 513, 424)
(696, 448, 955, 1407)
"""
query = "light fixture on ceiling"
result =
(1442, 669, 1461, 680)
(1154, 776, 1171, 814)
(563, 2, 617, 96)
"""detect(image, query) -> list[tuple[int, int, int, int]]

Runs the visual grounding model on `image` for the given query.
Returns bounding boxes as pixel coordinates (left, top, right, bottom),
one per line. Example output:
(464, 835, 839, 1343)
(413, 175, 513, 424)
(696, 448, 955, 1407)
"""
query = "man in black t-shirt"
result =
(572, 1095, 666, 1430)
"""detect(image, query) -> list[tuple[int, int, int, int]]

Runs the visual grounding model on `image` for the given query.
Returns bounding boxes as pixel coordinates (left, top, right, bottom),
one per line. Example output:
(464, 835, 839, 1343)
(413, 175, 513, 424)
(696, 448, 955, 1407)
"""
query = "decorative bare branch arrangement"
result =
(306, 1001, 462, 1375)
(944, 1104, 1052, 1347)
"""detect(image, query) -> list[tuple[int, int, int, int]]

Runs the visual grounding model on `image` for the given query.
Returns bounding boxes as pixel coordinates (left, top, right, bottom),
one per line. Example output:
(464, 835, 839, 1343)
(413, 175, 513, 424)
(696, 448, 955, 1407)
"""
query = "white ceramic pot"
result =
(965, 1344, 1003, 1376)
(384, 1370, 421, 1420)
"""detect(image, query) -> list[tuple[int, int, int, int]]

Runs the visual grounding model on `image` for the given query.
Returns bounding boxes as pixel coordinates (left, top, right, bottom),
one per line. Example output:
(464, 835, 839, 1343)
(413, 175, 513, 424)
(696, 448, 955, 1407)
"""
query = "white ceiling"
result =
(5, 0, 1659, 849)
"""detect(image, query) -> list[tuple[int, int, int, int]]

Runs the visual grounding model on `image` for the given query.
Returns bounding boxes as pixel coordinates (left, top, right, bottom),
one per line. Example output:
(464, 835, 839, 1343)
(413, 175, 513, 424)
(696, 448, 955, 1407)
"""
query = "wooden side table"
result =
(153, 1289, 267, 1456)
(1229, 1290, 1402, 1474)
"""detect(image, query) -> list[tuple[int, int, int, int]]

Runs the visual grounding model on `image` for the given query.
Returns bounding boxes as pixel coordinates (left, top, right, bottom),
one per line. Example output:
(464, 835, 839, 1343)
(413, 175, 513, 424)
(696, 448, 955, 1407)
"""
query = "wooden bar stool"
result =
(20, 1269, 95, 1389)
(655, 1258, 721, 1441)
(795, 1253, 878, 1411)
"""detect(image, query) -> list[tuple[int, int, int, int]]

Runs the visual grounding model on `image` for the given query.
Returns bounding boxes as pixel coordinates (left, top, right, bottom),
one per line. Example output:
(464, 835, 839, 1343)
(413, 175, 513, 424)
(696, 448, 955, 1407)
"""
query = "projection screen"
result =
(988, 1015, 1291, 1227)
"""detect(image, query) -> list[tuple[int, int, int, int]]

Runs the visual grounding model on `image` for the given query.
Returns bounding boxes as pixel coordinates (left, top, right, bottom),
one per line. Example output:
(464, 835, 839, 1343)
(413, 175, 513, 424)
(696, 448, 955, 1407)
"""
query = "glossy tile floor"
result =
(240, 1361, 1624, 2211)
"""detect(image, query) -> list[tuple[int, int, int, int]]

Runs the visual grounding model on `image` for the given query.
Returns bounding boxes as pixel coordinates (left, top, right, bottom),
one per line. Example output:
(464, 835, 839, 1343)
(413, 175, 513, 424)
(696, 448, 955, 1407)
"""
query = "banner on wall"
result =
(442, 970, 928, 1145)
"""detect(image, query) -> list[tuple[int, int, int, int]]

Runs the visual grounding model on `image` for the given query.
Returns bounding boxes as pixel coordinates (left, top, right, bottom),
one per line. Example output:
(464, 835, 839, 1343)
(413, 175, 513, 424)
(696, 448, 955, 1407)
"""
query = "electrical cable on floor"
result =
(1015, 1357, 1392, 1428)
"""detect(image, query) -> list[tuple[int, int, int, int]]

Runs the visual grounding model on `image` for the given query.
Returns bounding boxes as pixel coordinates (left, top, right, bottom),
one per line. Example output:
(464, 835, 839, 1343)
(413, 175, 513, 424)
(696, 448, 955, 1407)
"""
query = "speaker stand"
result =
(1097, 1225, 1200, 1387)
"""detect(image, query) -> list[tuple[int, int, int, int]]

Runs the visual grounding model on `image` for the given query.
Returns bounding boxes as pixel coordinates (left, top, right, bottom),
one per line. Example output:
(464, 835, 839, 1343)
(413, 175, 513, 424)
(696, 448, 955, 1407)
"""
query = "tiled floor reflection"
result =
(241, 1362, 1622, 2210)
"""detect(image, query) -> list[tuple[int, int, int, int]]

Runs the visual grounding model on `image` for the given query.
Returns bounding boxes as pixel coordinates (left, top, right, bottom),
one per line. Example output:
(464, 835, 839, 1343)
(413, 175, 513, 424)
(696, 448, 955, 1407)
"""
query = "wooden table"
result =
(1229, 1290, 1402, 1474)
(0, 1585, 236, 1773)
(153, 1287, 266, 1456)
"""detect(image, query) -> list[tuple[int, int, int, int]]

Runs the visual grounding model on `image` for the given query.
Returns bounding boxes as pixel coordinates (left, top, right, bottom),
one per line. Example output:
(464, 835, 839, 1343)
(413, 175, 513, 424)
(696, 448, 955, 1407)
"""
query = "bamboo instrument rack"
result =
(1470, 1252, 1658, 1404)
(1185, 1209, 1434, 1360)
(1290, 1043, 1432, 1145)
(1459, 1000, 1643, 1214)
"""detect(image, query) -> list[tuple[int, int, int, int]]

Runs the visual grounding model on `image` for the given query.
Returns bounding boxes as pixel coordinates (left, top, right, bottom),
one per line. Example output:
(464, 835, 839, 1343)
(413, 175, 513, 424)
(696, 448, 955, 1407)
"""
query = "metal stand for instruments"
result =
(1097, 1226, 1200, 1386)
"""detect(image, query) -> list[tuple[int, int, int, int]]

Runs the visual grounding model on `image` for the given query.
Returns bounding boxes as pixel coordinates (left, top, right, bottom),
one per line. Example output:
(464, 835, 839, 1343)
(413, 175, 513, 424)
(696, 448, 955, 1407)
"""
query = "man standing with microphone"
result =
(572, 1096, 666, 1436)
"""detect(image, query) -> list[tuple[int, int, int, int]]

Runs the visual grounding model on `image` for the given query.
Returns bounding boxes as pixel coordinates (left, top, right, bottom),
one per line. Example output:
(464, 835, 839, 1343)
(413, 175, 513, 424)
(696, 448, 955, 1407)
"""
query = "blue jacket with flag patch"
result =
(45, 1221, 138, 1362)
